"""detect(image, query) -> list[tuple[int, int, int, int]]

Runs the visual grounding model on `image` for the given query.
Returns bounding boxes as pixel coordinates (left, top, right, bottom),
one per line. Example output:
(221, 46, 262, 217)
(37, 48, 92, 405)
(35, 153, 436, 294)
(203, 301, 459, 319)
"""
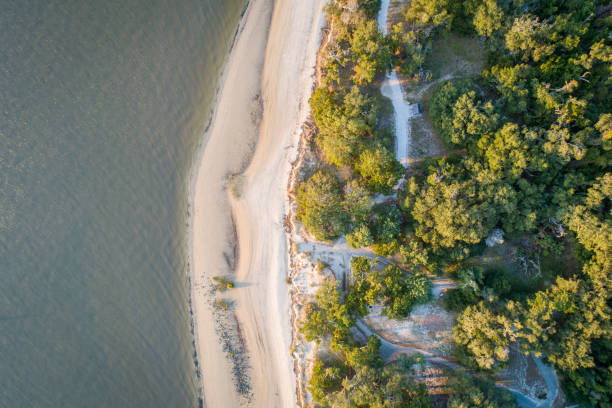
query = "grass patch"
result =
(213, 298, 230, 311)
(409, 116, 445, 160)
(227, 174, 244, 198)
(212, 275, 235, 291)
(315, 260, 328, 275)
(425, 33, 485, 80)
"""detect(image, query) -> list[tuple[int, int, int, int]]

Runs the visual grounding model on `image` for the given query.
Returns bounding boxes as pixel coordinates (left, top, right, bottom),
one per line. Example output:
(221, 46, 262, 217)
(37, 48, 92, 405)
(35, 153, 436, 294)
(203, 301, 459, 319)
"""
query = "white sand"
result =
(190, 0, 326, 406)
(231, 0, 326, 406)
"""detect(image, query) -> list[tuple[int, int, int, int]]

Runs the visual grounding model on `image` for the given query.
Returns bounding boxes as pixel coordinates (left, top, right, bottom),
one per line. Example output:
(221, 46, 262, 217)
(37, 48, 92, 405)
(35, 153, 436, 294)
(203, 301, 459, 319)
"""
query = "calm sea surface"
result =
(1, 0, 246, 406)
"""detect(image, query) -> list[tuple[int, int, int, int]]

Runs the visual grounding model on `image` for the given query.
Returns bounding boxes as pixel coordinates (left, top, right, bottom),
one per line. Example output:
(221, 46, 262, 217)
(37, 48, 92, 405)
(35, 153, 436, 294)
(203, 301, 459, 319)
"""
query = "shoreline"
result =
(189, 0, 274, 406)
(186, 2, 255, 405)
(189, 0, 326, 407)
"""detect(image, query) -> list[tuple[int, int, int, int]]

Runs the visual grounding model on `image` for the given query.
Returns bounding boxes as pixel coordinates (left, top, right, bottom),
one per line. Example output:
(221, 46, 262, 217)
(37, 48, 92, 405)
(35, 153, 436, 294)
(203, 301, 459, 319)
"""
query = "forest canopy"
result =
(297, 0, 611, 406)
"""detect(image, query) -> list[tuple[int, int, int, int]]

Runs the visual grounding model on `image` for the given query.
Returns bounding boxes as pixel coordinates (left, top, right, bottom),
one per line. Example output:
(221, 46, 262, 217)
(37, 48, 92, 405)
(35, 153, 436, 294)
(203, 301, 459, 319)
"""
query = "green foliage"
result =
(447, 370, 518, 408)
(405, 0, 453, 31)
(311, 86, 379, 167)
(505, 15, 556, 62)
(212, 276, 235, 291)
(450, 91, 499, 147)
(444, 286, 480, 312)
(370, 204, 402, 255)
(428, 79, 481, 147)
(444, 266, 521, 312)
(471, 0, 505, 38)
(511, 276, 609, 372)
(343, 179, 372, 225)
(296, 170, 348, 241)
(356, 146, 404, 194)
(368, 265, 433, 318)
(408, 161, 498, 248)
(344, 335, 384, 368)
(388, 23, 431, 78)
(561, 338, 612, 407)
(309, 357, 350, 406)
(358, 0, 381, 18)
(346, 223, 374, 249)
(350, 19, 391, 85)
(301, 280, 353, 344)
(453, 302, 517, 370)
(563, 174, 611, 269)
(347, 257, 433, 318)
(326, 363, 432, 408)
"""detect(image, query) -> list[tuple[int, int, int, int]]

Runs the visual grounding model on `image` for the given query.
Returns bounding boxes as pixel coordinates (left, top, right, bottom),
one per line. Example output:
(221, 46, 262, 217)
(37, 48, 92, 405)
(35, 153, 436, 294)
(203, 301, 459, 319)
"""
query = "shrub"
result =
(296, 170, 348, 241)
(212, 276, 235, 292)
(346, 223, 374, 248)
(356, 146, 404, 194)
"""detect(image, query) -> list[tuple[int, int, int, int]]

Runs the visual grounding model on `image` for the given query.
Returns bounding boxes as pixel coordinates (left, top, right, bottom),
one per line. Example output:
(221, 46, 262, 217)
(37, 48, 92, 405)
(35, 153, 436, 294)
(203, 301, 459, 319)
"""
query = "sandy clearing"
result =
(229, 0, 327, 407)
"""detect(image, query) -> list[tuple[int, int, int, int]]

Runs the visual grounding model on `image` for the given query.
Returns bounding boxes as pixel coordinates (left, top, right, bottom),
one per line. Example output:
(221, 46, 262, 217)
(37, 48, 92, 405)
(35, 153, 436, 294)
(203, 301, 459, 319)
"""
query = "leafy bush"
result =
(357, 0, 381, 18)
(447, 369, 518, 408)
(356, 146, 403, 194)
(296, 170, 348, 241)
(311, 86, 378, 167)
(212, 276, 235, 291)
(346, 223, 374, 248)
(428, 79, 481, 147)
(308, 357, 350, 406)
(452, 302, 516, 370)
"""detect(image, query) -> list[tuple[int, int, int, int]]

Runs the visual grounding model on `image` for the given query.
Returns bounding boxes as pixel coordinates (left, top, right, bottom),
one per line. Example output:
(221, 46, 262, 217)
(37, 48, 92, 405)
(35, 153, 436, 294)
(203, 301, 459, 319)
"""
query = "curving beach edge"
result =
(190, 0, 326, 407)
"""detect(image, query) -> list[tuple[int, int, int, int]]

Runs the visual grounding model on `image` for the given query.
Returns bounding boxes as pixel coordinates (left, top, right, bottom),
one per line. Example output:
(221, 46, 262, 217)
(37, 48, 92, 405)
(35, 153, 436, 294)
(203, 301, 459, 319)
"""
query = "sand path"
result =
(377, 0, 419, 167)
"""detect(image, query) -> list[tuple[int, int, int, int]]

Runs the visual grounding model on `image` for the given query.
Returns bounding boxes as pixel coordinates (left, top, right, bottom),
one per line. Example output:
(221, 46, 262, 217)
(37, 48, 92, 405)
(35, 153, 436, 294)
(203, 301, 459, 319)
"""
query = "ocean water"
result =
(0, 0, 246, 406)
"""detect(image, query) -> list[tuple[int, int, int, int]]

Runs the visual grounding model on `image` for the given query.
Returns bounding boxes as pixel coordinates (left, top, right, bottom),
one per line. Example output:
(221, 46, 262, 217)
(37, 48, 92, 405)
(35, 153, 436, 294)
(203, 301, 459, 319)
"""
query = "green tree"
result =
(350, 19, 390, 85)
(311, 86, 378, 166)
(358, 0, 382, 18)
(450, 92, 499, 147)
(410, 164, 498, 248)
(505, 15, 556, 62)
(346, 223, 374, 249)
(356, 146, 404, 194)
(561, 338, 612, 407)
(345, 335, 384, 368)
(296, 170, 348, 241)
(301, 279, 353, 343)
(512, 276, 610, 372)
(453, 302, 517, 370)
(563, 173, 612, 268)
(472, 0, 505, 37)
(327, 364, 431, 408)
(429, 79, 479, 146)
(405, 0, 453, 30)
(371, 204, 403, 255)
(368, 265, 432, 318)
(309, 357, 350, 406)
(447, 370, 518, 408)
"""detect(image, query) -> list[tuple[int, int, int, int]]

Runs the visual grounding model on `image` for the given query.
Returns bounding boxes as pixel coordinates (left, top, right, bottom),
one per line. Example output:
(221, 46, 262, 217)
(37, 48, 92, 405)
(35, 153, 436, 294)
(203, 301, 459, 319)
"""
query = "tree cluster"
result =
(298, 0, 405, 247)
(395, 1, 610, 404)
(302, 278, 432, 407)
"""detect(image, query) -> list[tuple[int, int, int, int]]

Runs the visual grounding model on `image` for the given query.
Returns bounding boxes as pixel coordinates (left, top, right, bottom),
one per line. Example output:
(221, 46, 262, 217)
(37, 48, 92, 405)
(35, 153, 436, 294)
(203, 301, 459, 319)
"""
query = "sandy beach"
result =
(190, 0, 325, 406)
